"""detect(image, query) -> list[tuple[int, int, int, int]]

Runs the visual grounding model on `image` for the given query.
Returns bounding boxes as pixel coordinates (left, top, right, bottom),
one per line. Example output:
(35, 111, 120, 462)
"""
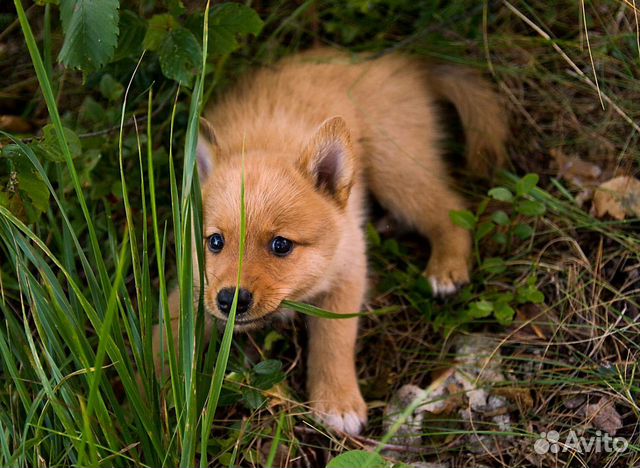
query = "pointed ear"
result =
(298, 116, 356, 208)
(197, 117, 219, 182)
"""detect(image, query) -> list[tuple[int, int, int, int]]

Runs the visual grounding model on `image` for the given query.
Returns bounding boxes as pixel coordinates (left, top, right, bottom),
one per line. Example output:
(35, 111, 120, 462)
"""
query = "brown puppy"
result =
(153, 49, 507, 435)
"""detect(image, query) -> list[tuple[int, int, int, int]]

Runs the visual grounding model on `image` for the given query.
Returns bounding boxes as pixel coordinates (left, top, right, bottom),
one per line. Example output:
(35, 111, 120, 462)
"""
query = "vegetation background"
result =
(0, 0, 638, 466)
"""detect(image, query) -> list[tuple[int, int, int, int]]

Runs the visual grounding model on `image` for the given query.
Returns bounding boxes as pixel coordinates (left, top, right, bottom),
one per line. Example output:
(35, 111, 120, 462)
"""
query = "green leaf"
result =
(327, 451, 390, 468)
(476, 198, 490, 216)
(516, 200, 546, 216)
(253, 371, 285, 390)
(475, 300, 494, 313)
(159, 28, 202, 85)
(493, 232, 507, 245)
(367, 223, 381, 247)
(263, 331, 284, 352)
(58, 0, 120, 72)
(166, 0, 186, 17)
(383, 238, 401, 256)
(253, 359, 282, 375)
(39, 124, 82, 162)
(513, 223, 534, 240)
(494, 302, 515, 326)
(467, 300, 494, 318)
(450, 209, 476, 230)
(517, 285, 545, 304)
(481, 257, 506, 274)
(488, 186, 513, 202)
(98, 74, 124, 101)
(243, 388, 267, 410)
(143, 14, 178, 51)
(144, 15, 202, 84)
(475, 221, 494, 241)
(208, 3, 263, 56)
(113, 10, 146, 61)
(491, 210, 510, 226)
(17, 169, 49, 214)
(516, 173, 539, 196)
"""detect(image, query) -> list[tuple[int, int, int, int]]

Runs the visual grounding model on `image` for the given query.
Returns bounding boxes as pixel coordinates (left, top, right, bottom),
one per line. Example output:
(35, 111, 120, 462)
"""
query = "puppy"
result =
(153, 49, 507, 435)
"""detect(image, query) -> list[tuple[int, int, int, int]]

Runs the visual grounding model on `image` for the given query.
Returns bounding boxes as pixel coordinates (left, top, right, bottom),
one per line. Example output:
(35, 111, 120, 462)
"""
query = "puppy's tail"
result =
(428, 64, 508, 178)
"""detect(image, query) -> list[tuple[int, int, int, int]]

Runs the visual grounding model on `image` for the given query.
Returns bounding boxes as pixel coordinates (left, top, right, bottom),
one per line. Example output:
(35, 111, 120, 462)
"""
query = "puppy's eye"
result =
(207, 233, 225, 253)
(270, 236, 293, 256)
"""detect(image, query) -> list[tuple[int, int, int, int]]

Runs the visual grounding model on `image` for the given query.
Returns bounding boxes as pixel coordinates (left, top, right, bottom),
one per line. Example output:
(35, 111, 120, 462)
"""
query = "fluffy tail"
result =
(428, 64, 508, 178)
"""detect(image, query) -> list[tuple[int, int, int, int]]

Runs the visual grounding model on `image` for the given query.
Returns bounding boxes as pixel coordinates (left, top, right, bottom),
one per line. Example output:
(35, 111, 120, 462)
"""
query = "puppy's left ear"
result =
(298, 116, 356, 208)
(197, 117, 219, 182)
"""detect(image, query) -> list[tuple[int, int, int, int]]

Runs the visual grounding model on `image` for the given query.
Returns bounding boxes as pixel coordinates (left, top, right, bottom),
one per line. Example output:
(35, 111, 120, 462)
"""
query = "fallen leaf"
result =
(591, 176, 640, 220)
(551, 148, 602, 188)
(494, 387, 534, 410)
(585, 396, 623, 436)
(0, 115, 32, 133)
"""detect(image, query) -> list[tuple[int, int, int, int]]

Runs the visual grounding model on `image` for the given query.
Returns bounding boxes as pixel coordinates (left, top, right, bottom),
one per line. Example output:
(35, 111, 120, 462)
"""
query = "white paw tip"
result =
(343, 412, 364, 435)
(429, 276, 458, 297)
(318, 411, 364, 436)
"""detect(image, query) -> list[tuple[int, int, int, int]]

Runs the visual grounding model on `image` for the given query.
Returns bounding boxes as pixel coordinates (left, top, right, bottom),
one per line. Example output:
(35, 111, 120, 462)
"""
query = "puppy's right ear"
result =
(197, 117, 219, 181)
(298, 116, 356, 208)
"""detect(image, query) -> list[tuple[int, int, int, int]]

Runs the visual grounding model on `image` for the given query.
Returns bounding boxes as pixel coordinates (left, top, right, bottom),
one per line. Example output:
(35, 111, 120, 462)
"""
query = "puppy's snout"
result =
(217, 287, 253, 316)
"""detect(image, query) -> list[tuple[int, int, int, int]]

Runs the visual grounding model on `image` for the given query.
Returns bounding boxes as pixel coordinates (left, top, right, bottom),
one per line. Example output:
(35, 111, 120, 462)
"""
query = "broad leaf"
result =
(516, 200, 546, 216)
(516, 173, 539, 196)
(113, 10, 146, 61)
(327, 451, 389, 468)
(494, 302, 515, 325)
(144, 14, 202, 84)
(488, 186, 513, 202)
(38, 124, 82, 162)
(143, 14, 178, 51)
(450, 209, 476, 230)
(253, 359, 282, 375)
(481, 257, 507, 274)
(58, 0, 120, 72)
(209, 3, 263, 56)
(158, 28, 201, 85)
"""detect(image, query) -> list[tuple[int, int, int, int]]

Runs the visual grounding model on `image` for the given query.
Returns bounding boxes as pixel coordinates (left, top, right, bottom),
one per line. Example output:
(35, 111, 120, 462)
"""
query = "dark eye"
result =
(271, 236, 293, 256)
(207, 233, 224, 253)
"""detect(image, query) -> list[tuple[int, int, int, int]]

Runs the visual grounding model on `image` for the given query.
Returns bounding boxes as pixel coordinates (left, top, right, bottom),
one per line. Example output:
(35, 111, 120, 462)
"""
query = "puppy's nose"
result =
(217, 287, 253, 316)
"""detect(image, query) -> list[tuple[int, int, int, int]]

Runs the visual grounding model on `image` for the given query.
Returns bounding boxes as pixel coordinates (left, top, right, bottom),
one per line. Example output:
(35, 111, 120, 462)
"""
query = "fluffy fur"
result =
(153, 49, 508, 435)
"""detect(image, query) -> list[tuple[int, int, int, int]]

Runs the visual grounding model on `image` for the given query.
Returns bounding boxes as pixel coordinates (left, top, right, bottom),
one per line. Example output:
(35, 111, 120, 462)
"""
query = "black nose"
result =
(217, 287, 253, 316)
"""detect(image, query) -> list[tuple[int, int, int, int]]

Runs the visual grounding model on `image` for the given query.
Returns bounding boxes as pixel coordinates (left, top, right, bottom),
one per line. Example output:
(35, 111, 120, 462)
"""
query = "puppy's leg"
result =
(307, 279, 367, 435)
(368, 158, 471, 296)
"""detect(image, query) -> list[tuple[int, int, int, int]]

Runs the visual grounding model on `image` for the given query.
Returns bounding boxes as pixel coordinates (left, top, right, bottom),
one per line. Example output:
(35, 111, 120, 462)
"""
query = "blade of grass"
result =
(282, 300, 400, 319)
(13, 0, 111, 301)
(199, 145, 246, 468)
(264, 412, 285, 468)
(179, 3, 210, 465)
(78, 231, 130, 466)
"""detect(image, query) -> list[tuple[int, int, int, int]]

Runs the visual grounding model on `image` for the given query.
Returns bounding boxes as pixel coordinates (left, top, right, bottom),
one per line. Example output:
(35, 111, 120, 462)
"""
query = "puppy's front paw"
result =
(425, 254, 470, 297)
(310, 388, 367, 435)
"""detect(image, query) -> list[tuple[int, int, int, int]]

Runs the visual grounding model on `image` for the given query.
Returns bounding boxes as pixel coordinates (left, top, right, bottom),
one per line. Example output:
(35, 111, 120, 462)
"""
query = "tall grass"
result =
(0, 2, 250, 466)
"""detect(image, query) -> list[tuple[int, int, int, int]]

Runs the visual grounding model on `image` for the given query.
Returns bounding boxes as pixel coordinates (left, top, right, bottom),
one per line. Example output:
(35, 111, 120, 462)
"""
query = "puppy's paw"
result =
(425, 255, 470, 297)
(310, 390, 367, 435)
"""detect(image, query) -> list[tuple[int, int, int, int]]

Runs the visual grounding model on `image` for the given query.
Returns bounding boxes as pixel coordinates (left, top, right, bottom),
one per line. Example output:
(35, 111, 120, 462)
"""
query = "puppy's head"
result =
(197, 117, 356, 330)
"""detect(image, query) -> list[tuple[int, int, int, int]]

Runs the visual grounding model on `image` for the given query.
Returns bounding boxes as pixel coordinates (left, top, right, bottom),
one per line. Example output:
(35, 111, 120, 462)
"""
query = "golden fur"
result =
(153, 49, 508, 435)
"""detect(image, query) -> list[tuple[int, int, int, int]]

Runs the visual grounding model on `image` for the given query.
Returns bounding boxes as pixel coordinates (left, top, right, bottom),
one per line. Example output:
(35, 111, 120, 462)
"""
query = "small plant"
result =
(435, 173, 547, 332)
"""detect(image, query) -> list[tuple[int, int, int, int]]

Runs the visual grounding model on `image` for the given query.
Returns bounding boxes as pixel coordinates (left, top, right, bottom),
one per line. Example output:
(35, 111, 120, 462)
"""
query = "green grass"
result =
(1, 0, 640, 467)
